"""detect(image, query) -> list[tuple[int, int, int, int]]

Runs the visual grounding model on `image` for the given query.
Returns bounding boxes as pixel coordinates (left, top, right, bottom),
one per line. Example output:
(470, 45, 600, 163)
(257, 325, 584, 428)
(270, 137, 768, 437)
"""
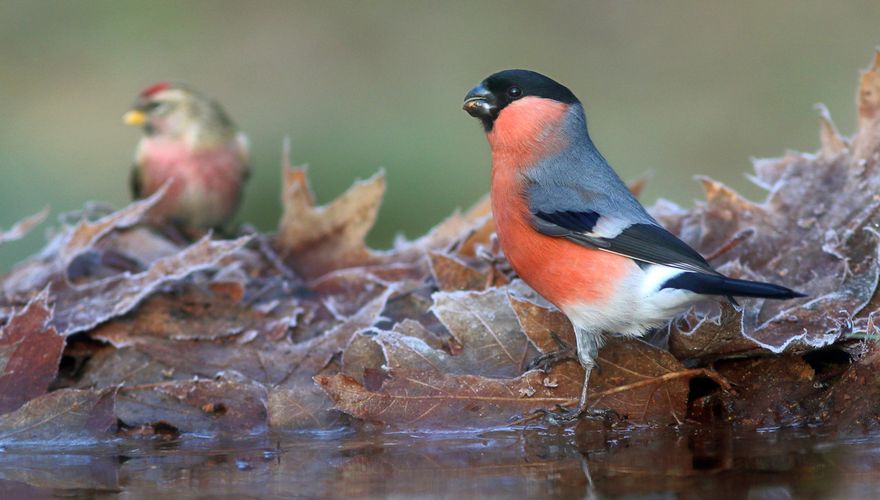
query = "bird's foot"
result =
(526, 348, 577, 372)
(533, 404, 618, 426)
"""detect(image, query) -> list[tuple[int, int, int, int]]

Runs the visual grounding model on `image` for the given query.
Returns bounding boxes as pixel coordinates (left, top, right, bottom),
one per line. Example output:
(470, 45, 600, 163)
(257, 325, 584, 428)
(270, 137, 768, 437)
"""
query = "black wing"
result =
(531, 210, 719, 275)
(130, 165, 143, 200)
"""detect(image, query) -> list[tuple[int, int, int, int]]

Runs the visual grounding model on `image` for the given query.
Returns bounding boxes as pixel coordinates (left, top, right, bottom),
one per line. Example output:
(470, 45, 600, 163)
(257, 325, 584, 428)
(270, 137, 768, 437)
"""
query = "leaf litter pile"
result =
(3, 55, 880, 443)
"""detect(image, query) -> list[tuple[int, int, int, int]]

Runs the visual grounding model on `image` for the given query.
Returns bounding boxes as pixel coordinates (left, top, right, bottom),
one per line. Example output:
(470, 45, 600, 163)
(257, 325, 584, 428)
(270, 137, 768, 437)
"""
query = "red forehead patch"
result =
(141, 81, 172, 97)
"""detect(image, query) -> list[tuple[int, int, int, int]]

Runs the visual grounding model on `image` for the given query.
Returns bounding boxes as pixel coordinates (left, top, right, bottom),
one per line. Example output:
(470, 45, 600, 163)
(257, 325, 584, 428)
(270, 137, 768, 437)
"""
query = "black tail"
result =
(662, 273, 806, 300)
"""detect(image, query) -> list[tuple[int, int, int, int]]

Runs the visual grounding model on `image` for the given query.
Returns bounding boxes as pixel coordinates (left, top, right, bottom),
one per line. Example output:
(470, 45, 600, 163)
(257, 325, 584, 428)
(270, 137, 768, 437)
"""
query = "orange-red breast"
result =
(124, 82, 250, 232)
(463, 70, 804, 423)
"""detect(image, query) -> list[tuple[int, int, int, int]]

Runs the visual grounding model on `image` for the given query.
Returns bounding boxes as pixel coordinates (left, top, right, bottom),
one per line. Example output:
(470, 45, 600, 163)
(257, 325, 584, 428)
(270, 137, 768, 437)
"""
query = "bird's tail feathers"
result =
(663, 272, 805, 300)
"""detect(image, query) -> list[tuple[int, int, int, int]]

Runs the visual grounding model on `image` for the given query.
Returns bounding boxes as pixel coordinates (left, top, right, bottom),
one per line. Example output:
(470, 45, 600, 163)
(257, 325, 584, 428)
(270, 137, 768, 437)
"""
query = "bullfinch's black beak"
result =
(463, 84, 497, 119)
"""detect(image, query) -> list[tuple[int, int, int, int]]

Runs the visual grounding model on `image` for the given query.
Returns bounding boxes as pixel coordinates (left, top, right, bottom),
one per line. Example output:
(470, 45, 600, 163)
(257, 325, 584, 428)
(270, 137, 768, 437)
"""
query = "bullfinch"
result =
(124, 82, 250, 232)
(463, 70, 804, 422)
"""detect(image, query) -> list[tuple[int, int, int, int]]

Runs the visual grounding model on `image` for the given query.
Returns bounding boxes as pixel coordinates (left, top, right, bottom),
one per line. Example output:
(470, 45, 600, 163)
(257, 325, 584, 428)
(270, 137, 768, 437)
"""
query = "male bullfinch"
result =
(124, 82, 250, 233)
(463, 70, 804, 422)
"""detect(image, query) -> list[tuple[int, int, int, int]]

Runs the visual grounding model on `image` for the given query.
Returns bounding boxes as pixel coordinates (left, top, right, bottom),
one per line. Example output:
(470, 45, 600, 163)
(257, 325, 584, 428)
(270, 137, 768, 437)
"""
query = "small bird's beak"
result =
(123, 109, 147, 126)
(463, 84, 497, 119)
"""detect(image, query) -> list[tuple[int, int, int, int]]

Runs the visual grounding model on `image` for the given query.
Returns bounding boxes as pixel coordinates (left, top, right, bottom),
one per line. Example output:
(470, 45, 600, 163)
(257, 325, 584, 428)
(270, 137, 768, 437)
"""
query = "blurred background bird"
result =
(123, 82, 250, 235)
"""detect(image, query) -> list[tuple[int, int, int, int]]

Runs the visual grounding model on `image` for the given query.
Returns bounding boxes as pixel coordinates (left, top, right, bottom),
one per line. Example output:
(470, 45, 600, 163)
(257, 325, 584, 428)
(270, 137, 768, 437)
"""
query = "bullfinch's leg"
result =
(535, 329, 616, 424)
(526, 331, 577, 372)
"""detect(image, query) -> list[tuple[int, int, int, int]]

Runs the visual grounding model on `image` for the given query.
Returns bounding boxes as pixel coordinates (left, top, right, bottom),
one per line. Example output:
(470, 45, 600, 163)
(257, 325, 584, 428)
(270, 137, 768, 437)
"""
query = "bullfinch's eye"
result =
(507, 86, 522, 99)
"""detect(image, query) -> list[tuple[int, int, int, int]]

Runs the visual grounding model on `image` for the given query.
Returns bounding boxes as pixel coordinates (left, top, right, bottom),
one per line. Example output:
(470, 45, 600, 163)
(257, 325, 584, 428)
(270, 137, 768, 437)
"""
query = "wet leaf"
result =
(0, 290, 65, 414)
(509, 294, 693, 425)
(116, 380, 268, 436)
(316, 370, 575, 430)
(715, 356, 817, 429)
(267, 386, 344, 430)
(817, 342, 880, 432)
(0, 388, 116, 445)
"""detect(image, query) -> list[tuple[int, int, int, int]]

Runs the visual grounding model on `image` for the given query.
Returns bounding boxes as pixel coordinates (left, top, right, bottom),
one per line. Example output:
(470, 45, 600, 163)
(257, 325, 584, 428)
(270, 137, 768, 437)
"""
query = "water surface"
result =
(0, 425, 877, 498)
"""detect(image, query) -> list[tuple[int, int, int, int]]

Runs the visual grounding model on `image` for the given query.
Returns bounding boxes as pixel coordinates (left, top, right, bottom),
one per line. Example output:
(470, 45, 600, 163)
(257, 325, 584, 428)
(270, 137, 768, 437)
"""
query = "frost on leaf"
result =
(0, 290, 64, 414)
(0, 208, 48, 247)
(656, 52, 880, 355)
(1, 52, 880, 438)
(0, 388, 116, 445)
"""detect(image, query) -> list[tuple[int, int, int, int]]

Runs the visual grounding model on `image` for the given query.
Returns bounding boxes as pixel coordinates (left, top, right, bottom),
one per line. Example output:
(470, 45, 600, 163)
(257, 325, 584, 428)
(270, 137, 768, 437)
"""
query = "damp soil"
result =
(0, 425, 877, 498)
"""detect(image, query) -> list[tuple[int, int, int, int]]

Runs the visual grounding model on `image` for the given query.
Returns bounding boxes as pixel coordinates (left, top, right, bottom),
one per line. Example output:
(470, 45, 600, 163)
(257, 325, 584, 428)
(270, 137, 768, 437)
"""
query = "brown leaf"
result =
(116, 380, 268, 436)
(2, 189, 166, 299)
(627, 172, 652, 198)
(430, 288, 534, 378)
(0, 388, 116, 445)
(316, 370, 576, 429)
(89, 283, 269, 347)
(816, 104, 848, 158)
(276, 166, 385, 279)
(51, 236, 251, 336)
(815, 342, 880, 432)
(428, 251, 492, 292)
(0, 208, 48, 247)
(589, 337, 691, 424)
(0, 290, 65, 414)
(715, 356, 816, 429)
(267, 386, 345, 430)
(508, 293, 576, 354)
(650, 90, 880, 354)
(668, 302, 760, 362)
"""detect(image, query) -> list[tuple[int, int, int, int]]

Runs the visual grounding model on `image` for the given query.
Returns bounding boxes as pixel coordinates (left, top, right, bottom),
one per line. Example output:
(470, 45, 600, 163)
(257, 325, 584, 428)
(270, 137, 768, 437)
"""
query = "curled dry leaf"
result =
(276, 166, 386, 280)
(50, 236, 251, 336)
(2, 188, 166, 300)
(0, 208, 48, 247)
(653, 52, 880, 356)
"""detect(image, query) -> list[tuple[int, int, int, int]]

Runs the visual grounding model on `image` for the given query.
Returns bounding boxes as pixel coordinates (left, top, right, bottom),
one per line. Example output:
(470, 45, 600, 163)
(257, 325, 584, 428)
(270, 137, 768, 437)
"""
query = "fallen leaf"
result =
(508, 293, 576, 354)
(116, 380, 268, 436)
(589, 337, 691, 424)
(276, 166, 385, 280)
(316, 370, 575, 430)
(2, 189, 165, 299)
(430, 288, 534, 378)
(428, 251, 492, 292)
(0, 388, 116, 445)
(715, 355, 817, 429)
(0, 208, 48, 247)
(0, 290, 65, 414)
(267, 386, 345, 430)
(50, 236, 251, 336)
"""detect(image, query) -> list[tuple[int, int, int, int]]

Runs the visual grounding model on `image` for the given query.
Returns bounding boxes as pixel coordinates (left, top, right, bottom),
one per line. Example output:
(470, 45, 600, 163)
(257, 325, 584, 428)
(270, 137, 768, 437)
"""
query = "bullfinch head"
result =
(124, 82, 237, 147)
(463, 70, 585, 158)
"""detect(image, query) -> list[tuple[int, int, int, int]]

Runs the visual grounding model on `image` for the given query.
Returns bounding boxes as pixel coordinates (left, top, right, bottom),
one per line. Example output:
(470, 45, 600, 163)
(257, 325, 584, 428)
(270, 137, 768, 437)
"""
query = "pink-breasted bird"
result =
(463, 70, 804, 422)
(124, 82, 250, 232)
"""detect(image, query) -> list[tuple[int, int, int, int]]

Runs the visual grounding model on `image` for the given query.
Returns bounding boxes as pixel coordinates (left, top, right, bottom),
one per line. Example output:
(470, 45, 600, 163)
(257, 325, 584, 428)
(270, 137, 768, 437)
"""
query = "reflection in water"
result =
(0, 425, 877, 498)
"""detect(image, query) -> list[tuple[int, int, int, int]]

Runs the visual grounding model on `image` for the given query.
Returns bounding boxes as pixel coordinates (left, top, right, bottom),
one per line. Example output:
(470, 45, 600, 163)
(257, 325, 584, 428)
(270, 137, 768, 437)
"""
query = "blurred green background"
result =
(1, 1, 878, 271)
